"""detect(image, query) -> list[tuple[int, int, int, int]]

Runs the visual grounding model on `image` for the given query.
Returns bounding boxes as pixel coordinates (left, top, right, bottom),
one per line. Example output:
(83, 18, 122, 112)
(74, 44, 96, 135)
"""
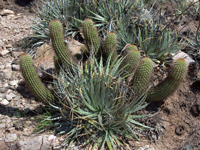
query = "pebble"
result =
(0, 87, 7, 93)
(9, 80, 18, 86)
(0, 65, 5, 69)
(1, 99, 9, 105)
(0, 9, 14, 16)
(2, 69, 12, 79)
(6, 94, 13, 101)
(11, 64, 20, 71)
(3, 83, 9, 88)
(13, 96, 20, 101)
(5, 62, 12, 69)
(0, 124, 6, 129)
(0, 50, 10, 56)
(0, 93, 6, 99)
(5, 134, 17, 143)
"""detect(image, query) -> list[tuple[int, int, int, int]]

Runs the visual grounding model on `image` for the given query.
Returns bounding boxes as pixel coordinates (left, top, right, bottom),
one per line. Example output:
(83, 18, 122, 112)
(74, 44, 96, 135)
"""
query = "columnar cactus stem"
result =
(103, 32, 118, 62)
(82, 19, 100, 56)
(132, 57, 154, 92)
(120, 44, 141, 76)
(49, 20, 78, 68)
(146, 58, 188, 101)
(20, 54, 55, 105)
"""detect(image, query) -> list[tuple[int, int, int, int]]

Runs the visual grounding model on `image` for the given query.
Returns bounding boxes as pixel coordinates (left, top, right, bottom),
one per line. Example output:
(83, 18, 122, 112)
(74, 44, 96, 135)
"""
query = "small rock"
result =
(12, 136, 43, 150)
(0, 93, 6, 99)
(173, 51, 195, 65)
(9, 80, 18, 86)
(2, 69, 12, 79)
(0, 65, 4, 69)
(1, 99, 9, 105)
(173, 19, 180, 25)
(12, 64, 20, 71)
(0, 87, 7, 93)
(5, 44, 12, 49)
(0, 50, 10, 56)
(6, 94, 13, 101)
(5, 133, 17, 143)
(0, 9, 14, 16)
(0, 124, 5, 129)
(138, 145, 149, 150)
(13, 96, 20, 101)
(5, 62, 11, 69)
(3, 83, 9, 88)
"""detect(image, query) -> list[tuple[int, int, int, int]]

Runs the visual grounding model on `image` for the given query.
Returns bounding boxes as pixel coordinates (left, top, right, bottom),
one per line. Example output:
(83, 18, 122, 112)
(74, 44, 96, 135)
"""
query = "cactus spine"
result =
(82, 19, 100, 55)
(49, 20, 78, 68)
(20, 54, 55, 105)
(146, 58, 188, 101)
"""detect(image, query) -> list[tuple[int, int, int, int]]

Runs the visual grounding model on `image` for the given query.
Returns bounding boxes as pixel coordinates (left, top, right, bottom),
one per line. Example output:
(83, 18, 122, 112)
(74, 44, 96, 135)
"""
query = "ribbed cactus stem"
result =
(120, 44, 141, 77)
(132, 57, 154, 92)
(146, 58, 188, 101)
(49, 20, 78, 68)
(20, 54, 55, 105)
(82, 18, 100, 55)
(103, 32, 118, 62)
(54, 54, 61, 72)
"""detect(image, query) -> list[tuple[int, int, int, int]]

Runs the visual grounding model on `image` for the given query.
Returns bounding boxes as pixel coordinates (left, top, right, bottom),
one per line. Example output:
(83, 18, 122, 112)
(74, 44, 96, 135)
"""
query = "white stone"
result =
(0, 65, 5, 69)
(3, 83, 9, 88)
(5, 62, 11, 69)
(1, 99, 9, 105)
(5, 134, 17, 143)
(6, 94, 13, 101)
(0, 9, 14, 16)
(173, 51, 195, 65)
(0, 50, 10, 56)
(12, 64, 20, 71)
(0, 124, 5, 129)
(138, 145, 149, 150)
(9, 80, 18, 86)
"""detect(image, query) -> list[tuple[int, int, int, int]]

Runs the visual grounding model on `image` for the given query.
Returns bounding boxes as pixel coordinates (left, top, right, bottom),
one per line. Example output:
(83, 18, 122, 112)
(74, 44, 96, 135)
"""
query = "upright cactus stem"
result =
(20, 54, 55, 105)
(103, 32, 118, 62)
(146, 58, 188, 101)
(82, 19, 100, 56)
(49, 20, 78, 68)
(120, 44, 141, 77)
(132, 57, 154, 93)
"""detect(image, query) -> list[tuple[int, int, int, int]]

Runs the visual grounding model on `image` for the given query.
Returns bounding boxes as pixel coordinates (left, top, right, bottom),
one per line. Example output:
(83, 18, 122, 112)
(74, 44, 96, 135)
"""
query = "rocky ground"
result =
(0, 0, 200, 150)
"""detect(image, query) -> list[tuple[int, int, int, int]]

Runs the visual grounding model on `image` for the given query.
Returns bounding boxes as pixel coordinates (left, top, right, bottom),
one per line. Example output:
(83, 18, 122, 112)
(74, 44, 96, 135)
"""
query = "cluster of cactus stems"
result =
(20, 18, 188, 105)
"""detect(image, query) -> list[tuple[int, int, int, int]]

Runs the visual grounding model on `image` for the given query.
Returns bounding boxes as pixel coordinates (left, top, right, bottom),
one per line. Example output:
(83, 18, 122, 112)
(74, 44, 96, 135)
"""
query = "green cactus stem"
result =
(20, 54, 55, 105)
(82, 18, 100, 55)
(49, 20, 78, 68)
(54, 54, 61, 72)
(132, 57, 154, 93)
(120, 44, 141, 77)
(146, 58, 188, 101)
(103, 32, 118, 62)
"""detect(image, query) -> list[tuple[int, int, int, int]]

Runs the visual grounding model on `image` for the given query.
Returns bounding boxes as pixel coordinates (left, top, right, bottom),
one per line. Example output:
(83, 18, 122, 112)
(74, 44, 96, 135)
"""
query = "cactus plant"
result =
(49, 20, 78, 68)
(20, 18, 188, 150)
(120, 44, 141, 77)
(146, 58, 188, 101)
(82, 18, 100, 56)
(20, 54, 55, 105)
(103, 32, 118, 62)
(132, 57, 154, 93)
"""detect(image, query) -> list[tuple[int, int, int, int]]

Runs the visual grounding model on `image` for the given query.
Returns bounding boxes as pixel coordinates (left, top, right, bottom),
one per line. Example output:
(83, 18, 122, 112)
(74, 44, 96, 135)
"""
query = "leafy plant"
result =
(116, 19, 184, 63)
(20, 19, 188, 149)
(26, 0, 152, 56)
